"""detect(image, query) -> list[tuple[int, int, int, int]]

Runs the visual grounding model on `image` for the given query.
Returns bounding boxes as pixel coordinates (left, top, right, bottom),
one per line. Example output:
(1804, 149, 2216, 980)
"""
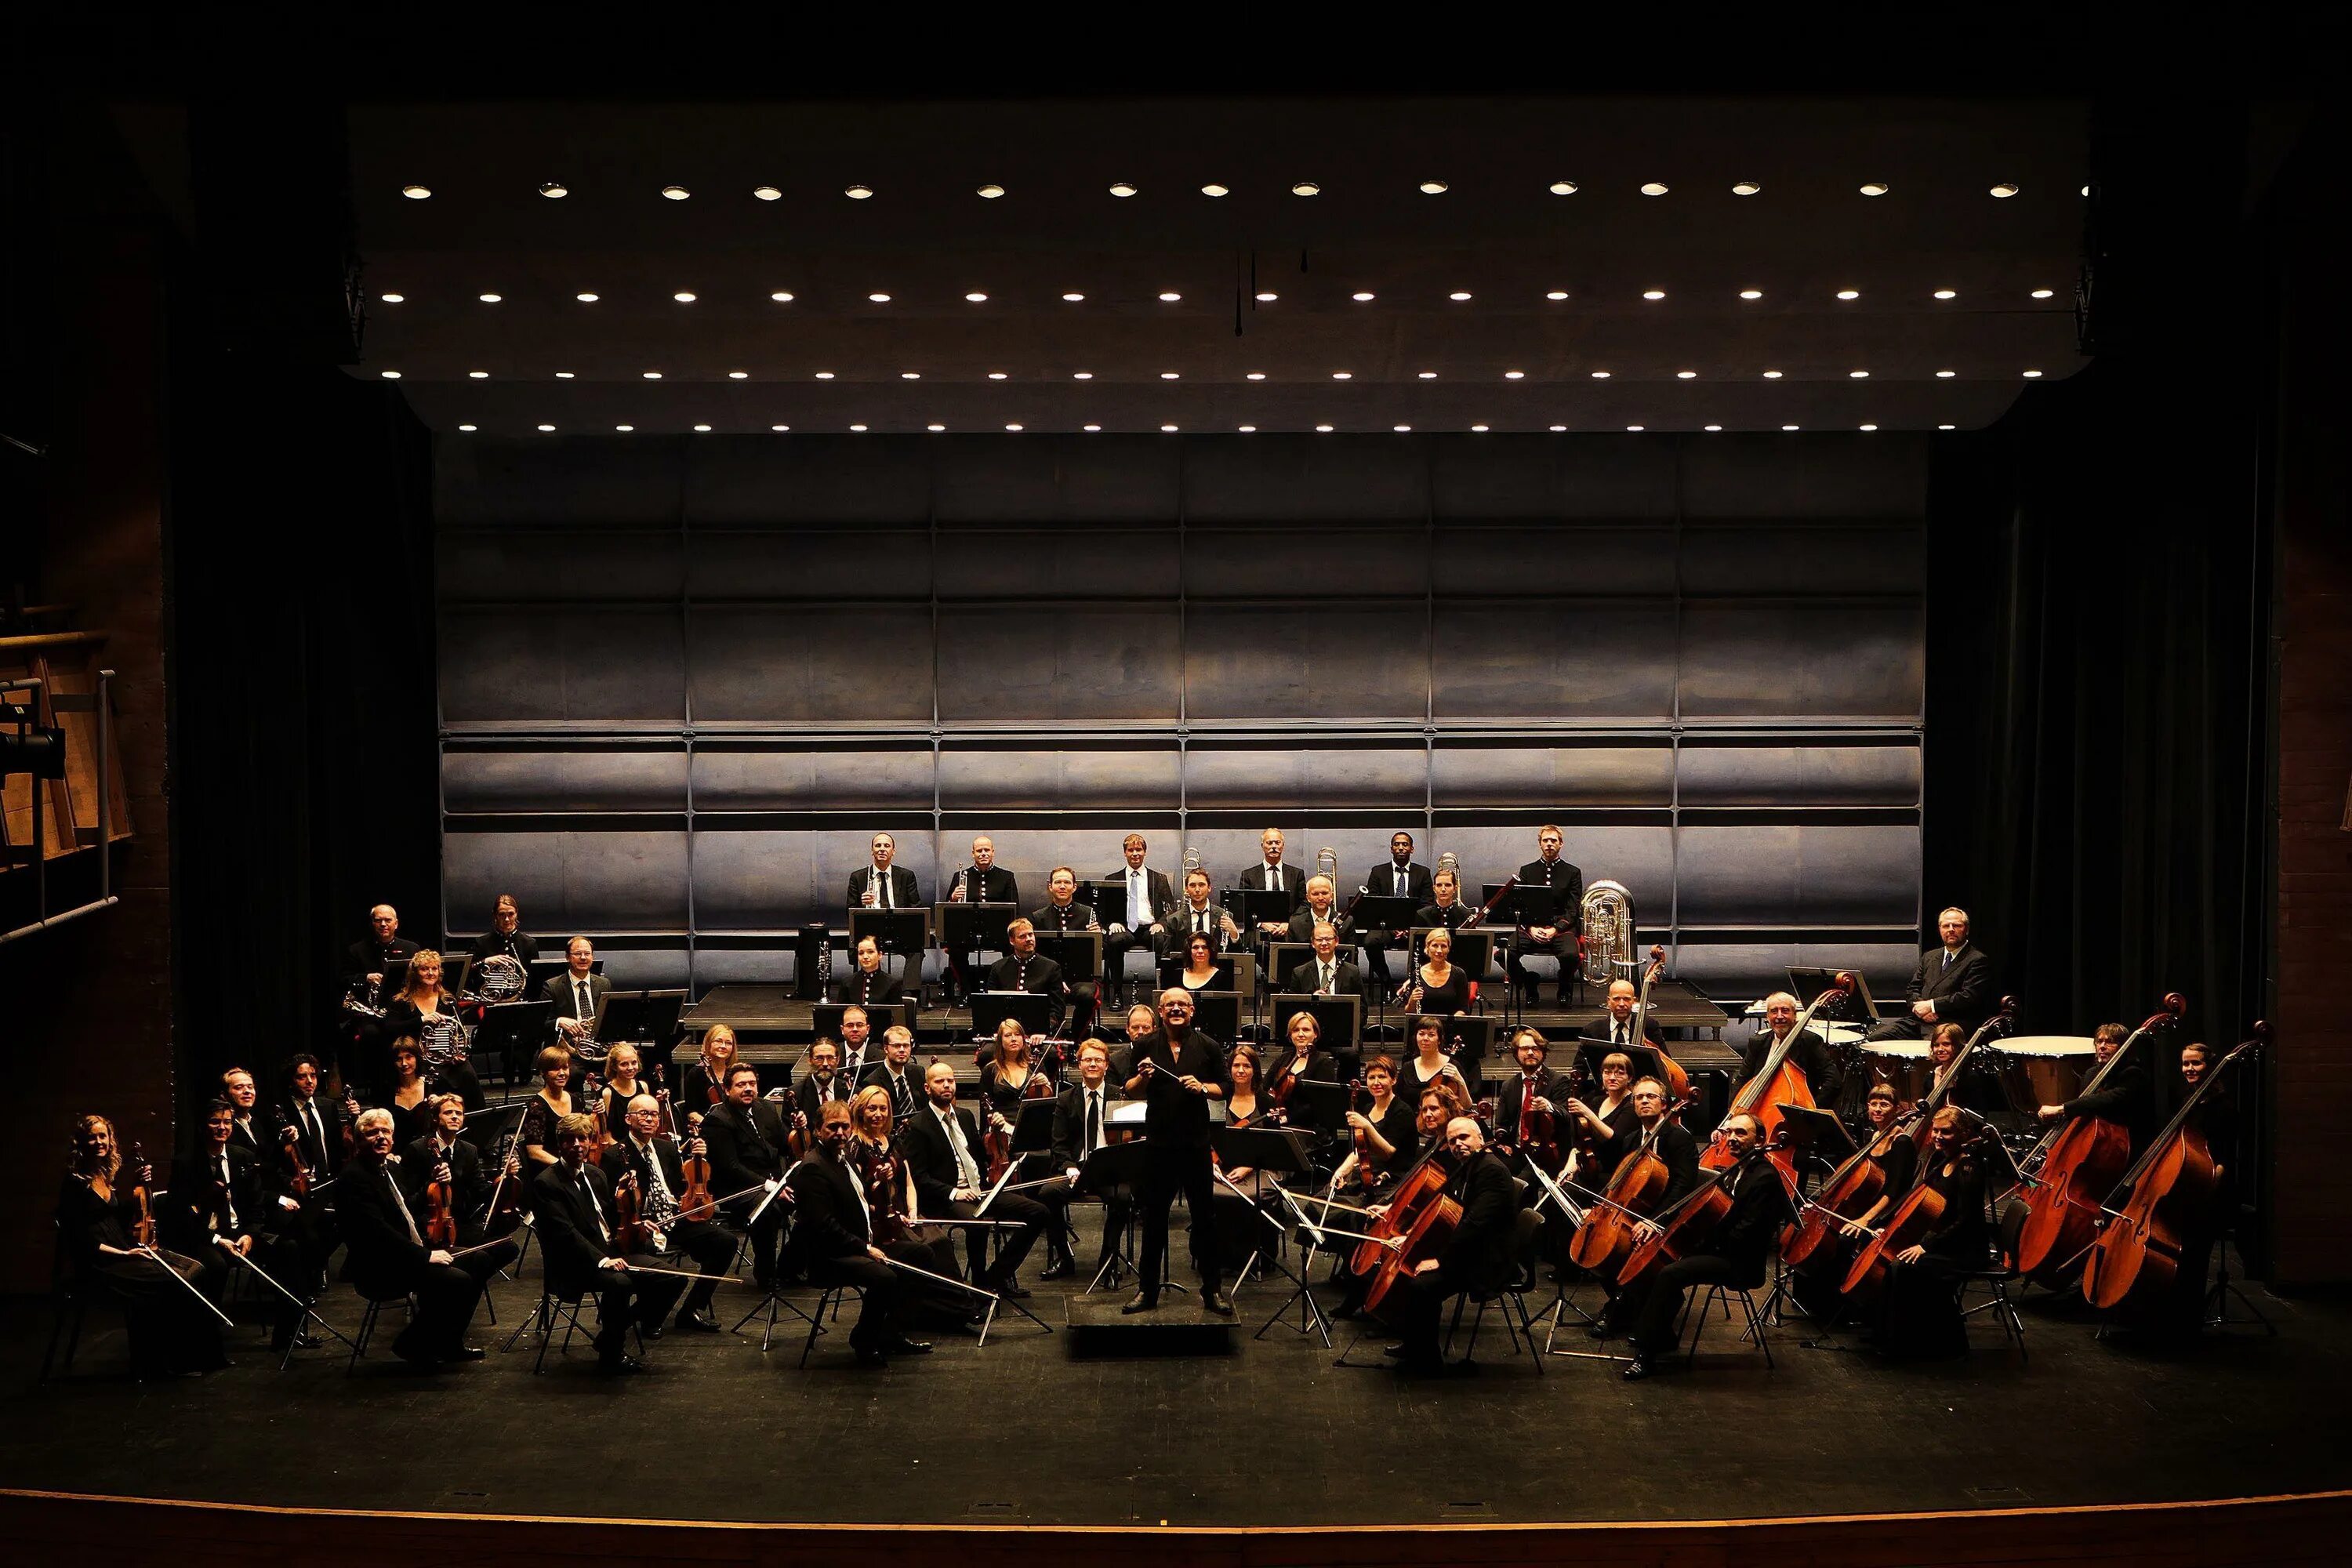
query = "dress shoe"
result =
(1381, 1342, 1412, 1359)
(1202, 1290, 1234, 1316)
(1121, 1292, 1159, 1314)
(673, 1312, 722, 1334)
(598, 1355, 644, 1376)
(1587, 1320, 1615, 1340)
(996, 1281, 1033, 1301)
(448, 1345, 488, 1361)
(1621, 1357, 1661, 1381)
(1039, 1257, 1076, 1282)
(887, 1335, 934, 1356)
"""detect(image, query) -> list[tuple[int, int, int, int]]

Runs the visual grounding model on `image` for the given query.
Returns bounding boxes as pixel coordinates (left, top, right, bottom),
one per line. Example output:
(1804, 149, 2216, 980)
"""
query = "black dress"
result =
(56, 1174, 228, 1377)
(383, 1087, 437, 1149)
(377, 994, 488, 1109)
(1404, 967, 1474, 1018)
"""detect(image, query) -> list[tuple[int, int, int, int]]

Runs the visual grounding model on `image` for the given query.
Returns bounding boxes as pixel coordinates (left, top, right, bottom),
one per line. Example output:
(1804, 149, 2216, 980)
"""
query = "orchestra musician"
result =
(1284, 876, 1356, 958)
(2038, 1022, 2151, 1145)
(1104, 833, 1176, 972)
(985, 919, 1069, 1033)
(2163, 1039, 2238, 1338)
(1509, 826, 1584, 1007)
(681, 1024, 741, 1112)
(1281, 920, 1360, 999)
(338, 1106, 499, 1370)
(943, 835, 1017, 1004)
(1240, 828, 1307, 948)
(1563, 1076, 1698, 1301)
(1417, 867, 1475, 932)
(517, 1046, 576, 1178)
(278, 1052, 355, 1189)
(595, 1041, 652, 1143)
(1925, 1022, 2005, 1121)
(165, 1098, 307, 1352)
(1033, 1040, 1131, 1279)
(220, 1066, 269, 1160)
(531, 1113, 689, 1374)
(1869, 1105, 1993, 1358)
(1838, 1081, 1919, 1236)
(793, 1038, 856, 1127)
(1741, 992, 1845, 1109)
(1593, 979, 1657, 1052)
(405, 1092, 515, 1253)
(1330, 1056, 1419, 1192)
(848, 830, 922, 911)
(698, 1062, 793, 1288)
(1401, 1016, 1475, 1105)
(1166, 866, 1242, 956)
(1120, 989, 1232, 1315)
(1032, 867, 1103, 1033)
(1359, 831, 1436, 995)
(858, 1024, 923, 1122)
(836, 1004, 876, 1083)
(381, 1037, 437, 1147)
(601, 1094, 737, 1333)
(463, 892, 539, 971)
(1490, 1028, 1567, 1176)
(1397, 927, 1473, 1018)
(543, 936, 611, 1051)
(833, 934, 907, 1010)
(1377, 1116, 1516, 1374)
(848, 1085, 964, 1293)
(344, 902, 420, 1089)
(1265, 1010, 1339, 1132)
(902, 1061, 1051, 1299)
(1867, 907, 1994, 1041)
(1610, 1113, 1798, 1381)
(58, 1115, 229, 1378)
(789, 1099, 938, 1367)
(1561, 1049, 1639, 1192)
(1175, 931, 1230, 993)
(378, 949, 486, 1109)
(1208, 1044, 1283, 1276)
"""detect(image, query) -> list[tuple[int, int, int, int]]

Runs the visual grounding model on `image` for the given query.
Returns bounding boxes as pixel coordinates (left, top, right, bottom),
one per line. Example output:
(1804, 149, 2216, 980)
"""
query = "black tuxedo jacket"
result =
(407, 1132, 491, 1218)
(1285, 906, 1356, 946)
(1515, 858, 1584, 931)
(859, 1062, 923, 1123)
(901, 1102, 991, 1213)
(337, 1157, 438, 1298)
(699, 1098, 788, 1196)
(832, 965, 906, 1007)
(277, 1094, 347, 1178)
(1436, 1151, 1519, 1291)
(1049, 1080, 1126, 1167)
(1239, 862, 1306, 908)
(1709, 1155, 1798, 1276)
(347, 936, 420, 985)
(1493, 1069, 1568, 1148)
(1280, 957, 1362, 997)
(948, 865, 1019, 906)
(1740, 1026, 1844, 1108)
(1165, 902, 1236, 954)
(1417, 900, 1475, 931)
(1359, 860, 1436, 906)
(1603, 1119, 1700, 1207)
(1102, 866, 1177, 930)
(543, 971, 611, 1023)
(531, 1161, 623, 1296)
(848, 864, 923, 909)
(1903, 942, 1994, 1029)
(794, 1072, 856, 1127)
(165, 1144, 270, 1251)
(1030, 900, 1100, 935)
(785, 1147, 874, 1264)
(985, 952, 1066, 1022)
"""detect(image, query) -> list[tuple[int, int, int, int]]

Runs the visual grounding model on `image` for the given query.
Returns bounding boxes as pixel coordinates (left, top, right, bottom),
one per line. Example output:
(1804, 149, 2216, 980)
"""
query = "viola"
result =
(1343, 1078, 1380, 1189)
(126, 1142, 158, 1248)
(1269, 1050, 1305, 1110)
(422, 1143, 459, 1250)
(674, 1113, 716, 1225)
(2081, 1028, 2262, 1313)
(1703, 974, 1853, 1174)
(858, 1140, 913, 1245)
(1568, 1094, 1698, 1277)
(2002, 993, 2183, 1286)
(786, 1098, 812, 1160)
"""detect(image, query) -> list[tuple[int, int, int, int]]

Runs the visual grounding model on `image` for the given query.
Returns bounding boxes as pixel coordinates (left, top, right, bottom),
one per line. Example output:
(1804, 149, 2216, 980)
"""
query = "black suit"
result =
(1358, 861, 1435, 989)
(1164, 901, 1237, 956)
(901, 1099, 1048, 1287)
(848, 863, 923, 910)
(1389, 1150, 1519, 1362)
(530, 1160, 686, 1360)
(165, 1144, 308, 1345)
(1613, 1152, 1798, 1358)
(543, 971, 612, 1035)
(860, 1061, 924, 1123)
(832, 964, 907, 1009)
(338, 1155, 504, 1361)
(1509, 855, 1584, 1000)
(600, 1136, 739, 1320)
(1737, 1025, 1845, 1109)
(794, 1071, 856, 1129)
(785, 1143, 942, 1352)
(1281, 956, 1362, 1000)
(465, 929, 539, 970)
(1124, 1027, 1229, 1298)
(698, 1098, 792, 1283)
(2061, 1056, 2154, 1150)
(1284, 904, 1356, 949)
(1491, 1069, 1569, 1167)
(1103, 865, 1177, 965)
(347, 936, 421, 989)
(1870, 941, 1994, 1040)
(1036, 1079, 1134, 1267)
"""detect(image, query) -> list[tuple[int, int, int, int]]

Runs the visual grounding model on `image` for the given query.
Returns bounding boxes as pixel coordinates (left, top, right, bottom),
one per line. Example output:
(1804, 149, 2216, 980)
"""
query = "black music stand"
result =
(1156, 956, 1237, 993)
(474, 1000, 557, 1087)
(1352, 895, 1421, 941)
(1035, 931, 1102, 1025)
(1788, 966, 1879, 1025)
(1572, 1039, 1671, 1091)
(591, 989, 688, 1062)
(1417, 925, 1495, 977)
(1776, 1102, 1858, 1167)
(1272, 994, 1363, 1056)
(851, 909, 932, 973)
(1185, 989, 1243, 1047)
(971, 990, 1053, 1048)
(1490, 886, 1561, 1022)
(1265, 941, 1316, 996)
(1225, 888, 1295, 931)
(1207, 1127, 1330, 1344)
(811, 1002, 910, 1050)
(1083, 1134, 1160, 1294)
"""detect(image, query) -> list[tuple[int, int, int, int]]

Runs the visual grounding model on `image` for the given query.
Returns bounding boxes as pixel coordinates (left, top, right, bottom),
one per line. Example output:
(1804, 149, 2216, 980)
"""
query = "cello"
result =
(1362, 1184, 1462, 1325)
(1702, 973, 1853, 1173)
(1838, 1112, 2004, 1305)
(1783, 997, 2015, 1270)
(2080, 1028, 2262, 1314)
(1567, 1094, 1699, 1278)
(1617, 1129, 1795, 1290)
(2002, 993, 2185, 1285)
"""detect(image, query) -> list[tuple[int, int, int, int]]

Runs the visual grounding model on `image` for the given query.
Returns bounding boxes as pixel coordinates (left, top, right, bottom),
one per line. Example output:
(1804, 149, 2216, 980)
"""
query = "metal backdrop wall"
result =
(435, 432, 1927, 1000)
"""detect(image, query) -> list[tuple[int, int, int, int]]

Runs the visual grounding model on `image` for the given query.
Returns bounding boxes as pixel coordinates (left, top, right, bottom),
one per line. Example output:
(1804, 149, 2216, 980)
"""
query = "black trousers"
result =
(390, 1247, 506, 1359)
(809, 1240, 939, 1345)
(1614, 1252, 1759, 1358)
(944, 1190, 1048, 1285)
(724, 1198, 789, 1283)
(1138, 1140, 1221, 1297)
(582, 1255, 689, 1358)
(663, 1218, 740, 1316)
(93, 1249, 229, 1377)
(1036, 1175, 1135, 1266)
(1510, 928, 1579, 999)
(1389, 1256, 1483, 1360)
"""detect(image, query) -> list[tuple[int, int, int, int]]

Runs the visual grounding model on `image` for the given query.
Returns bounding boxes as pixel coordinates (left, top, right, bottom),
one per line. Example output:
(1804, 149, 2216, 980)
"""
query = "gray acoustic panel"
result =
(1679, 434, 1929, 520)
(592, 949, 692, 992)
(1671, 942, 1923, 1008)
(688, 607, 936, 723)
(688, 945, 798, 988)
(684, 529, 936, 601)
(1185, 746, 1428, 811)
(1431, 437, 1682, 521)
(1430, 743, 1675, 809)
(1187, 604, 1428, 720)
(935, 606, 1183, 722)
(938, 745, 1180, 811)
(441, 608, 686, 725)
(1431, 525, 1679, 597)
(681, 436, 933, 524)
(1414, 824, 1675, 912)
(1430, 601, 1679, 718)
(695, 827, 940, 927)
(1675, 822, 1921, 927)
(1679, 524, 1926, 597)
(445, 829, 691, 931)
(931, 435, 1183, 524)
(1678, 601, 1925, 719)
(1182, 437, 1432, 523)
(443, 746, 688, 814)
(437, 437, 691, 528)
(440, 532, 685, 603)
(934, 530, 1179, 600)
(691, 746, 935, 811)
(1676, 742, 1921, 806)
(1183, 528, 1429, 599)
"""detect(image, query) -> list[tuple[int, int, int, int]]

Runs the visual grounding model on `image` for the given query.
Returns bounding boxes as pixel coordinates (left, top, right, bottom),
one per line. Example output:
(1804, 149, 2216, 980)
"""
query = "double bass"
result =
(1703, 974, 1853, 1173)
(1628, 946, 1693, 1102)
(2001, 993, 2185, 1285)
(2080, 1028, 2262, 1313)
(1782, 997, 2015, 1270)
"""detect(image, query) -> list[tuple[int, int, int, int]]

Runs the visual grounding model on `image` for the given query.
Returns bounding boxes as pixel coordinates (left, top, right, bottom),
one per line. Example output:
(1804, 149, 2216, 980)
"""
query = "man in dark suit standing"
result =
(1104, 832, 1177, 974)
(1359, 831, 1436, 995)
(900, 1062, 1050, 1295)
(601, 1093, 739, 1331)
(1120, 989, 1233, 1316)
(543, 935, 611, 1051)
(848, 831, 923, 911)
(699, 1063, 793, 1287)
(1380, 1117, 1517, 1372)
(532, 1113, 687, 1374)
(1510, 825, 1584, 1007)
(337, 1108, 506, 1367)
(1867, 906, 1994, 1041)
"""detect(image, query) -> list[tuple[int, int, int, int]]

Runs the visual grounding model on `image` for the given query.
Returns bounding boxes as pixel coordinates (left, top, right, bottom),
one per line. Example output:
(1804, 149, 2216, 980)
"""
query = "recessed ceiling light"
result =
(1639, 182, 1668, 196)
(1936, 368, 1956, 378)
(1762, 370, 1784, 379)
(478, 292, 503, 303)
(1450, 290, 1472, 301)
(1859, 181, 1889, 197)
(1332, 372, 1352, 380)
(1417, 371, 1437, 379)
(1062, 292, 1084, 302)
(844, 184, 873, 200)
(771, 290, 795, 303)
(1990, 182, 2020, 198)
(1290, 180, 1320, 196)
(1255, 290, 1278, 301)
(753, 185, 782, 201)
(1676, 370, 1697, 379)
(539, 181, 568, 198)
(1703, 423, 1723, 431)
(555, 371, 575, 379)
(1546, 289, 1570, 300)
(901, 372, 920, 379)
(1550, 423, 1567, 431)
(1072, 371, 1092, 380)
(1351, 291, 1375, 302)
(977, 183, 1005, 199)
(965, 291, 988, 303)
(673, 291, 697, 303)
(458, 423, 477, 431)
(614, 424, 633, 432)
(1849, 369, 1870, 379)
(1548, 180, 1578, 195)
(1859, 423, 1878, 431)
(927, 423, 945, 431)
(379, 369, 401, 379)
(661, 186, 690, 201)
(1006, 423, 1023, 431)
(1642, 289, 1666, 300)
(729, 370, 748, 380)
(1315, 423, 1333, 433)
(1627, 424, 1646, 431)
(1732, 180, 1761, 196)
(694, 423, 712, 432)
(1590, 370, 1610, 379)
(772, 423, 791, 431)
(1420, 180, 1449, 194)
(1504, 370, 1525, 380)
(1158, 291, 1181, 302)
(989, 372, 1008, 380)
(401, 183, 430, 199)
(377, 292, 404, 303)
(1933, 289, 1958, 299)
(642, 372, 662, 379)
(1161, 424, 1179, 432)
(2031, 288, 2056, 299)
(1393, 424, 1412, 432)
(849, 424, 867, 432)
(537, 423, 556, 432)
(1160, 371, 1179, 380)
(1739, 289, 1763, 299)
(814, 371, 834, 379)
(1083, 424, 1102, 432)
(868, 292, 891, 303)
(1239, 423, 1257, 432)
(1940, 423, 1957, 430)
(2022, 368, 2043, 378)
(1835, 289, 1860, 300)
(1109, 181, 1138, 198)
(575, 291, 599, 303)
(1471, 423, 1489, 432)
(1201, 183, 1229, 198)
(467, 370, 488, 379)
(2081, 184, 2090, 197)
(1782, 424, 1800, 430)
(1246, 371, 1266, 380)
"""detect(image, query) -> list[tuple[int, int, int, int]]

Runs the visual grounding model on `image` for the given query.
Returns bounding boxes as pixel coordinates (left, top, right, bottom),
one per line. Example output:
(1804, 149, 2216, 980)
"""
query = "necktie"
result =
(303, 1103, 324, 1164)
(944, 1109, 980, 1189)
(1129, 871, 1145, 927)
(878, 870, 891, 909)
(639, 1142, 673, 1207)
(575, 980, 591, 1022)
(387, 1167, 422, 1245)
(844, 1156, 871, 1239)
(579, 1171, 610, 1246)
(1085, 1090, 1102, 1157)
(1394, 866, 1406, 895)
(1615, 1022, 1627, 1046)
(1320, 961, 1334, 994)
(218, 1156, 238, 1229)
(1942, 949, 1954, 970)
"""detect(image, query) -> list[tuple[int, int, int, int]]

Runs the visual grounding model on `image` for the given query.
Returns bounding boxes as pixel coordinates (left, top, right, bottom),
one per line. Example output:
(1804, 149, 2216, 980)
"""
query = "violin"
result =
(785, 1098, 812, 1160)
(281, 1124, 314, 1199)
(612, 1169, 654, 1255)
(858, 1138, 913, 1246)
(1343, 1077, 1380, 1189)
(651, 1062, 678, 1137)
(673, 1112, 716, 1225)
(126, 1142, 158, 1248)
(422, 1139, 459, 1250)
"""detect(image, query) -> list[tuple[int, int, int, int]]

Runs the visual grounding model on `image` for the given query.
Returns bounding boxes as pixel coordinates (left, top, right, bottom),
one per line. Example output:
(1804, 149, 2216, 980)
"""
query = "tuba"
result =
(1579, 880, 1638, 987)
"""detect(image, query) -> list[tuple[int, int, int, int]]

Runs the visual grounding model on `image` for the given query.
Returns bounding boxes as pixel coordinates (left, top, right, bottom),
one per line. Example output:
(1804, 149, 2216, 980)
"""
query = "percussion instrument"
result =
(1984, 1035, 2097, 1119)
(1857, 1036, 1932, 1104)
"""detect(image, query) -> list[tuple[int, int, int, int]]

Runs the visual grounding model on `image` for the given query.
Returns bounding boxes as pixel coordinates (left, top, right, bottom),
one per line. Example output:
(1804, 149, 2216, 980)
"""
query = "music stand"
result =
(1775, 1102, 1858, 1167)
(1208, 1127, 1330, 1343)
(1272, 994, 1363, 1054)
(1788, 965, 1878, 1024)
(591, 989, 687, 1058)
(473, 1000, 556, 1087)
(1034, 931, 1102, 990)
(1265, 941, 1316, 995)
(1156, 956, 1237, 993)
(852, 909, 932, 970)
(971, 990, 1053, 1045)
(1225, 888, 1295, 930)
(1572, 1039, 1671, 1089)
(1188, 989, 1243, 1047)
(1082, 1134, 1162, 1294)
(1417, 925, 1495, 976)
(1352, 895, 1421, 938)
